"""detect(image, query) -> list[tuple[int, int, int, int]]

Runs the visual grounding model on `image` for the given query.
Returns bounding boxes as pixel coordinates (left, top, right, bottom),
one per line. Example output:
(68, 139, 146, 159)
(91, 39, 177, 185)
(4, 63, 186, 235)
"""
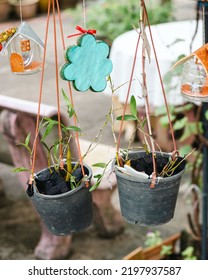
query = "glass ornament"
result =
(181, 58, 208, 102)
(3, 22, 44, 75)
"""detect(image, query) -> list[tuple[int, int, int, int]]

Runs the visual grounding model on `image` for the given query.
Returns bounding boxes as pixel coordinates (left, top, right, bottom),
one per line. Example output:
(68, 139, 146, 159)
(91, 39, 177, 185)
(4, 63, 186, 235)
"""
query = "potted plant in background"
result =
(9, 0, 40, 19)
(65, 0, 173, 46)
(123, 230, 198, 260)
(0, 0, 11, 22)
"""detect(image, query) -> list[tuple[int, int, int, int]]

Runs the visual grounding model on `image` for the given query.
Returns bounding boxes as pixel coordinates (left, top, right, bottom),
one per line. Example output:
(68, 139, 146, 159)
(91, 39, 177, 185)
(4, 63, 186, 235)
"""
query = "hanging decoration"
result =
(1, 21, 44, 74)
(0, 27, 17, 52)
(112, 0, 186, 227)
(60, 26, 113, 92)
(25, 0, 95, 235)
(173, 43, 208, 102)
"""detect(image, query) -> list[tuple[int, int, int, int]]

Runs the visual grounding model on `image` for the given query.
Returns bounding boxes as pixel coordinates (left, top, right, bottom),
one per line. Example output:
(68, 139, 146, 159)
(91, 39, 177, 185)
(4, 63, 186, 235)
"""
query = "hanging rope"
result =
(142, 0, 178, 158)
(55, 0, 86, 181)
(30, 0, 87, 185)
(140, 9, 157, 187)
(19, 0, 23, 23)
(52, 0, 64, 168)
(30, 0, 51, 183)
(116, 0, 179, 187)
(115, 34, 141, 163)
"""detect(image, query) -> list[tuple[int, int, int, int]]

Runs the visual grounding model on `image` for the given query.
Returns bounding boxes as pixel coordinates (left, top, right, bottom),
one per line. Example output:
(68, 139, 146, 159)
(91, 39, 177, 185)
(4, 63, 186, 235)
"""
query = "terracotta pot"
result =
(0, 1, 11, 21)
(123, 233, 181, 260)
(10, 0, 39, 19)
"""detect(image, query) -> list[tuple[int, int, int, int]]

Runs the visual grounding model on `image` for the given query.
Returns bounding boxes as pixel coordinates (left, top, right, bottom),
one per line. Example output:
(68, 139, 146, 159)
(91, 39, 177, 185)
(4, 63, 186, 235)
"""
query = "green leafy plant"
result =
(114, 93, 189, 177)
(12, 89, 87, 188)
(144, 230, 163, 247)
(66, 0, 173, 43)
(145, 230, 197, 260)
(181, 246, 197, 260)
(12, 86, 117, 191)
(160, 244, 173, 257)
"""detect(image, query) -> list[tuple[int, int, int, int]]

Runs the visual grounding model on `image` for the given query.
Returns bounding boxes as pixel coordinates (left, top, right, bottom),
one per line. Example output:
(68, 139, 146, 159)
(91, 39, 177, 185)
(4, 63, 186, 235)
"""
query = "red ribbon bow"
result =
(67, 26, 96, 38)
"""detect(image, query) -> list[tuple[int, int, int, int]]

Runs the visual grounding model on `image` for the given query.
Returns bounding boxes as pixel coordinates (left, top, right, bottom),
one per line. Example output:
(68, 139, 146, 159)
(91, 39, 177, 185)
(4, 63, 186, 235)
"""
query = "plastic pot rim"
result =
(33, 163, 92, 200)
(112, 150, 186, 183)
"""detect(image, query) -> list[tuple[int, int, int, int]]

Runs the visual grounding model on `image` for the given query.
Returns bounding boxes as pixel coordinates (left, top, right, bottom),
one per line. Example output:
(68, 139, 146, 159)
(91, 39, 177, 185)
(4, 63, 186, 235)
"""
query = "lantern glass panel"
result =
(181, 58, 207, 96)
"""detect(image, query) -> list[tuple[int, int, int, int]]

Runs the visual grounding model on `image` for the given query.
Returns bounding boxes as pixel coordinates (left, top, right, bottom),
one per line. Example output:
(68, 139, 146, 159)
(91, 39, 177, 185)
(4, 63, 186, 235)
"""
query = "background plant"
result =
(66, 0, 173, 43)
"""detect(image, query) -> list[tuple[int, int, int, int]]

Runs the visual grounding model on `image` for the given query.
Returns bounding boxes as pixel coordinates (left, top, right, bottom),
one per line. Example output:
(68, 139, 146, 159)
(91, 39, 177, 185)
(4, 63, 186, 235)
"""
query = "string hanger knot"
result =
(67, 26, 97, 38)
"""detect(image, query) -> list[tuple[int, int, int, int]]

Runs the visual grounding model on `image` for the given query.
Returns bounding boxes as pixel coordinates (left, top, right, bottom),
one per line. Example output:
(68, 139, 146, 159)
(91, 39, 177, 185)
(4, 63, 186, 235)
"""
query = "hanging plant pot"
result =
(26, 163, 93, 236)
(113, 151, 186, 226)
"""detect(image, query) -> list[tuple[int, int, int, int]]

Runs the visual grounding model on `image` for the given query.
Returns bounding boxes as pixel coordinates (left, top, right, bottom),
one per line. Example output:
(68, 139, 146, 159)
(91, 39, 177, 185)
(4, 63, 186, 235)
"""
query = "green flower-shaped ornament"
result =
(60, 34, 113, 92)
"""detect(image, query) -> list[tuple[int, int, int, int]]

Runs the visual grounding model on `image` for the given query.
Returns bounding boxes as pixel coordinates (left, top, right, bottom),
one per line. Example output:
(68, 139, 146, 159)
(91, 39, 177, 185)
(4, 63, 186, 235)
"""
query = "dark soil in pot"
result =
(33, 165, 88, 196)
(120, 152, 186, 177)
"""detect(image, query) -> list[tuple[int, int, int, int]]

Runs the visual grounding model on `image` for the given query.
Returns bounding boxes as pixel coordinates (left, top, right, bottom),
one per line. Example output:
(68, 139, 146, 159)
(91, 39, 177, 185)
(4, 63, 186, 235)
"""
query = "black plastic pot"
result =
(113, 151, 186, 226)
(27, 163, 93, 235)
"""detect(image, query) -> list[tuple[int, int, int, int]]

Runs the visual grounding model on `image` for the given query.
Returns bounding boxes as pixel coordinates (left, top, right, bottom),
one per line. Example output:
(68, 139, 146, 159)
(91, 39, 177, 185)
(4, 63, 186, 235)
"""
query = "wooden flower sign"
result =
(0, 22, 44, 75)
(60, 28, 113, 92)
(173, 43, 208, 102)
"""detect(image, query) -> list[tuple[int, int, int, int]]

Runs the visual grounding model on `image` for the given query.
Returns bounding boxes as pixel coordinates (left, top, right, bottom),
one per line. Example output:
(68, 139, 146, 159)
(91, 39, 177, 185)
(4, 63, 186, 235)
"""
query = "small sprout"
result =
(12, 167, 29, 173)
(181, 246, 197, 260)
(144, 230, 162, 247)
(92, 162, 107, 168)
(160, 245, 173, 257)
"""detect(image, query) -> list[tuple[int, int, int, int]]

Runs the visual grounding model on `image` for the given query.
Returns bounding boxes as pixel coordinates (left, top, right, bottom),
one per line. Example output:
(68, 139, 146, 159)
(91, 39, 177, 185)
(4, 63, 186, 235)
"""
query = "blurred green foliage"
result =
(66, 0, 173, 42)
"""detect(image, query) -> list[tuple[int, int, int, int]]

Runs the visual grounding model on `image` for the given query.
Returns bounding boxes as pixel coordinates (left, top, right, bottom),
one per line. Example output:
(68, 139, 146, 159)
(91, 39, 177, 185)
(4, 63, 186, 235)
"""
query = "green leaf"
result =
(116, 114, 137, 121)
(179, 122, 201, 142)
(179, 145, 193, 156)
(42, 120, 59, 140)
(41, 141, 50, 152)
(53, 142, 60, 155)
(174, 103, 194, 114)
(43, 117, 59, 125)
(159, 114, 176, 127)
(93, 174, 102, 179)
(141, 118, 147, 128)
(25, 133, 31, 146)
(177, 54, 186, 61)
(12, 167, 29, 173)
(92, 162, 107, 168)
(62, 89, 75, 118)
(130, 95, 137, 118)
(70, 176, 77, 190)
(62, 89, 69, 104)
(16, 143, 31, 153)
(173, 116, 187, 130)
(205, 109, 208, 121)
(62, 125, 81, 132)
(154, 105, 174, 116)
(89, 181, 100, 192)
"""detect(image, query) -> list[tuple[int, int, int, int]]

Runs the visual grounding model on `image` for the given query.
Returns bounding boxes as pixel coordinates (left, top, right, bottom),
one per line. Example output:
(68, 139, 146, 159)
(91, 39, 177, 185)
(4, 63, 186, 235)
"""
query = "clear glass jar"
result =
(7, 34, 42, 75)
(181, 58, 207, 97)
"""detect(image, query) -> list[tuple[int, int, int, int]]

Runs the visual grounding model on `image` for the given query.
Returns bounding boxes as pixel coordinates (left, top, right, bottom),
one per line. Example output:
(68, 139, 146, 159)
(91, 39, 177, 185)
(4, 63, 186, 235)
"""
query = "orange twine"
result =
(116, 0, 178, 188)
(30, 0, 51, 182)
(31, 0, 87, 186)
